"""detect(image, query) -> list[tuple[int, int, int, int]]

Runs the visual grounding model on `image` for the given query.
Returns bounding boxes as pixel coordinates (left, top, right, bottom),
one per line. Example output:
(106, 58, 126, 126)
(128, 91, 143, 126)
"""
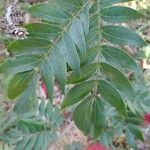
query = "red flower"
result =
(41, 82, 48, 98)
(86, 142, 106, 150)
(144, 113, 150, 125)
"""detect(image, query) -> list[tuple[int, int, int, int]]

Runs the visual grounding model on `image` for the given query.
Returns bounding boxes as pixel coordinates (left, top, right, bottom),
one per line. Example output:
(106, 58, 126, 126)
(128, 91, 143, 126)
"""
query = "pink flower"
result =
(86, 142, 106, 150)
(144, 113, 150, 125)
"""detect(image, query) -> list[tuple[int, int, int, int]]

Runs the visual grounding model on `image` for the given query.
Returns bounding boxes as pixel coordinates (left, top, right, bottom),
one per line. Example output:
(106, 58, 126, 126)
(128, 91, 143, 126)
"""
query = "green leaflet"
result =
(8, 38, 50, 55)
(127, 124, 144, 141)
(7, 71, 34, 100)
(126, 124, 144, 149)
(80, 46, 98, 66)
(92, 97, 105, 138)
(28, 4, 72, 24)
(80, 4, 90, 35)
(98, 80, 127, 116)
(25, 23, 62, 41)
(101, 6, 142, 23)
(58, 33, 80, 75)
(0, 54, 42, 74)
(50, 47, 67, 93)
(126, 127, 137, 149)
(40, 60, 54, 101)
(61, 80, 96, 108)
(102, 26, 147, 46)
(100, 45, 142, 73)
(67, 63, 97, 84)
(99, 63, 135, 98)
(73, 96, 93, 135)
(73, 96, 105, 137)
(48, 0, 83, 12)
(86, 27, 100, 49)
(13, 75, 37, 114)
(69, 18, 86, 56)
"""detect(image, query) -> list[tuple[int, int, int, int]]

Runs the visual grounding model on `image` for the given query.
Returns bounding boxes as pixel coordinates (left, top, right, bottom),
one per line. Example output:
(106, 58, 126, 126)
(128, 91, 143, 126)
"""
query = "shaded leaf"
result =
(100, 63, 135, 98)
(0, 54, 42, 74)
(58, 33, 80, 75)
(102, 26, 146, 46)
(62, 80, 96, 108)
(67, 63, 97, 84)
(128, 124, 144, 141)
(25, 23, 61, 40)
(69, 18, 86, 56)
(73, 96, 93, 135)
(98, 80, 127, 116)
(101, 45, 142, 73)
(7, 71, 34, 100)
(92, 97, 105, 138)
(8, 38, 50, 55)
(14, 75, 37, 114)
(101, 6, 142, 23)
(50, 47, 67, 93)
(28, 4, 72, 24)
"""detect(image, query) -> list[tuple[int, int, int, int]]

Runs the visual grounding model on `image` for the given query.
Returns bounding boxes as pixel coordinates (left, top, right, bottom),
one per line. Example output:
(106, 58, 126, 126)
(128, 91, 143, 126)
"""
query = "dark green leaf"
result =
(28, 4, 72, 24)
(128, 124, 144, 141)
(100, 63, 135, 98)
(48, 0, 83, 12)
(8, 38, 50, 55)
(101, 6, 142, 23)
(81, 46, 98, 66)
(7, 71, 34, 100)
(92, 97, 105, 138)
(102, 26, 147, 46)
(50, 47, 67, 93)
(101, 45, 142, 73)
(14, 75, 37, 114)
(98, 80, 127, 116)
(69, 18, 86, 56)
(73, 96, 93, 135)
(25, 23, 61, 40)
(58, 33, 80, 75)
(61, 80, 96, 108)
(80, 4, 90, 35)
(67, 63, 97, 84)
(0, 54, 42, 74)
